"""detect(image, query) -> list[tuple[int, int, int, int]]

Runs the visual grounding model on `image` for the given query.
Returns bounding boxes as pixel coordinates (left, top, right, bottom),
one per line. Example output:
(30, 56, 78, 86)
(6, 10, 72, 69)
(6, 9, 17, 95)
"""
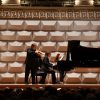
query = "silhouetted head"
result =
(31, 43, 37, 50)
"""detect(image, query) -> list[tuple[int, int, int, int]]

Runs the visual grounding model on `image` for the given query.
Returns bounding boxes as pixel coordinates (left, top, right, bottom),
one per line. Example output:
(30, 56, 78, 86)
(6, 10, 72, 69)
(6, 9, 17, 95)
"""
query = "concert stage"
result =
(0, 84, 100, 89)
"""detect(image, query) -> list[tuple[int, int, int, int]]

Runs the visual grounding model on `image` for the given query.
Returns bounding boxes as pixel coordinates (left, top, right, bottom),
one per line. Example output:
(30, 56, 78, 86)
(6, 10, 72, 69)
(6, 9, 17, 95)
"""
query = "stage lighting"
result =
(2, 0, 20, 5)
(0, 0, 2, 5)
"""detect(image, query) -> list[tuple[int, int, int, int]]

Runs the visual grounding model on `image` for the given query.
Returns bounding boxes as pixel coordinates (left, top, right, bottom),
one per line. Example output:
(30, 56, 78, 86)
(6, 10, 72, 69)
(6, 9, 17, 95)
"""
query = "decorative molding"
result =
(0, 6, 100, 20)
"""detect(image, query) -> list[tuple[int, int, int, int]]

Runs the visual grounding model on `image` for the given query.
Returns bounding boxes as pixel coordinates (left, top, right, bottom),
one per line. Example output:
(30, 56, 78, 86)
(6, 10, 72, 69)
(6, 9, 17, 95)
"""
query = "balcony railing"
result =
(0, 6, 100, 20)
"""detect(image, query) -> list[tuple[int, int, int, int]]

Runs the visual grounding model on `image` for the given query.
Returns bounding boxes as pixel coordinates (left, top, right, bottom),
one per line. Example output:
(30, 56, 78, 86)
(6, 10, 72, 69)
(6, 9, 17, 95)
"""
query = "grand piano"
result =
(57, 40, 100, 72)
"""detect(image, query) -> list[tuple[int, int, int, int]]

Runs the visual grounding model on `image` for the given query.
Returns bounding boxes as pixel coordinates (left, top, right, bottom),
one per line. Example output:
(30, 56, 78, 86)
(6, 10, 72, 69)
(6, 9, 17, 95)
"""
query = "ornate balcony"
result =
(0, 6, 100, 20)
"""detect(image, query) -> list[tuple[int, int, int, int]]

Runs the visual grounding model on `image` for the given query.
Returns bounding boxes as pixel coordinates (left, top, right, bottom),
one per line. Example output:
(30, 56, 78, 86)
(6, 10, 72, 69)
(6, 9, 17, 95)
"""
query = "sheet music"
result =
(51, 54, 64, 66)
(59, 55, 64, 61)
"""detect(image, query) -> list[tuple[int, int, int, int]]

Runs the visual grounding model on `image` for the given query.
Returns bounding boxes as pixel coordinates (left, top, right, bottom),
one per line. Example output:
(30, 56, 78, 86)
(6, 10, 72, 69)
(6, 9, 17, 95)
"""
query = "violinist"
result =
(24, 43, 43, 84)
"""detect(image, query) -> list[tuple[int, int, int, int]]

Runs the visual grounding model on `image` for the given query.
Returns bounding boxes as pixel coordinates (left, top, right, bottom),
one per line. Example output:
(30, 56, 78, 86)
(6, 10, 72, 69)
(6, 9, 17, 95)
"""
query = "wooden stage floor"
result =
(0, 84, 100, 89)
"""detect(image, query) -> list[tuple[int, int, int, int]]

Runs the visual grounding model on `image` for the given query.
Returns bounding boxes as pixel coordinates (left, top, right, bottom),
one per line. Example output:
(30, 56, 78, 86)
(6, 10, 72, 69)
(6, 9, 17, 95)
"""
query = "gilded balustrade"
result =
(0, 6, 100, 20)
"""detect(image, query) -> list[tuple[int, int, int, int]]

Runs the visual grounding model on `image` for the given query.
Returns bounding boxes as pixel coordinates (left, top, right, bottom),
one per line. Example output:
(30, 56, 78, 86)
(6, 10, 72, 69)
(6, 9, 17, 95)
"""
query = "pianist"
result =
(53, 53, 65, 83)
(40, 52, 57, 84)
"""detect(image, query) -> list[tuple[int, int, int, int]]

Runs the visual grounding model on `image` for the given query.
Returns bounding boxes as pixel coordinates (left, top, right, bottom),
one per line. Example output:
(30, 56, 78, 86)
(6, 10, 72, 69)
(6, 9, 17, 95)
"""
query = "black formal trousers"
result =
(25, 63, 38, 84)
(39, 68, 56, 84)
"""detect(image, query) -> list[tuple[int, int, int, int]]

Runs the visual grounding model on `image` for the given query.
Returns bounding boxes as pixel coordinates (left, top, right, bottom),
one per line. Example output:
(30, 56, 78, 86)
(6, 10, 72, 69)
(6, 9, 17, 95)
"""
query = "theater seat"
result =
(24, 20, 41, 31)
(65, 72, 81, 83)
(41, 21, 56, 31)
(0, 62, 7, 73)
(1, 52, 16, 62)
(82, 73, 98, 84)
(67, 31, 81, 40)
(91, 42, 100, 48)
(80, 41, 90, 47)
(16, 73, 25, 84)
(8, 20, 24, 31)
(33, 31, 48, 42)
(0, 20, 7, 30)
(0, 73, 15, 84)
(74, 68, 91, 73)
(8, 41, 24, 52)
(57, 21, 74, 31)
(41, 42, 56, 52)
(91, 21, 100, 31)
(82, 31, 97, 41)
(16, 52, 26, 62)
(74, 21, 90, 31)
(50, 31, 65, 42)
(75, 68, 100, 73)
(0, 41, 7, 52)
(8, 62, 24, 73)
(57, 42, 68, 52)
(0, 31, 16, 41)
(16, 31, 32, 41)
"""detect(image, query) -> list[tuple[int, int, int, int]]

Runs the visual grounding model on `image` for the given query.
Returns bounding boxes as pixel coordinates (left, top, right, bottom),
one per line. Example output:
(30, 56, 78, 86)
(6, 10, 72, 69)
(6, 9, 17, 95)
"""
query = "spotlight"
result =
(2, 0, 20, 5)
(0, 0, 2, 5)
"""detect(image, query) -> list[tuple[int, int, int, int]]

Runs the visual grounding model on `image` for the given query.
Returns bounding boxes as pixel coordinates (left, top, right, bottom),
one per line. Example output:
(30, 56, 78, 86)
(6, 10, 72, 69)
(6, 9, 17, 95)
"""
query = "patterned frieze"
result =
(0, 6, 100, 20)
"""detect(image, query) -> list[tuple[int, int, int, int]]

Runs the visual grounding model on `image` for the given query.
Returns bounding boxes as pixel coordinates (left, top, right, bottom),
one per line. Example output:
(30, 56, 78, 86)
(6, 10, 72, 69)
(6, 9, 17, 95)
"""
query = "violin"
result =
(35, 49, 45, 57)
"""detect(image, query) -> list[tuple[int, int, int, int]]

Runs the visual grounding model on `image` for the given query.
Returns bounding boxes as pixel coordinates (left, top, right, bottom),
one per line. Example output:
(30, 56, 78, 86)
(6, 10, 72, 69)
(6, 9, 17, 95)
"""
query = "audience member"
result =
(0, 86, 100, 100)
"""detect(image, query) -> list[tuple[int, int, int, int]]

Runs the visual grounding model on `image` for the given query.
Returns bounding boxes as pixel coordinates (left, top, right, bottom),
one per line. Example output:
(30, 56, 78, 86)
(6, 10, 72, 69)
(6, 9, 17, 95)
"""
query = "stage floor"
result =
(0, 84, 100, 89)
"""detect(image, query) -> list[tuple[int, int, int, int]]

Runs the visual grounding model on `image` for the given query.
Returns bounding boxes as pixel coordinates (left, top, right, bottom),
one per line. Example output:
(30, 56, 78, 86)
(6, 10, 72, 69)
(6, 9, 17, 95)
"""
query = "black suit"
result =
(24, 48, 41, 84)
(40, 54, 56, 84)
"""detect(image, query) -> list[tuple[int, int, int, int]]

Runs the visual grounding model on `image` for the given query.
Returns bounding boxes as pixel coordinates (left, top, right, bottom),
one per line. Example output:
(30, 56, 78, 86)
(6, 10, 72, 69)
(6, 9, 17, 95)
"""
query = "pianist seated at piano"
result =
(53, 53, 67, 83)
(40, 52, 57, 84)
(56, 40, 100, 83)
(53, 40, 100, 83)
